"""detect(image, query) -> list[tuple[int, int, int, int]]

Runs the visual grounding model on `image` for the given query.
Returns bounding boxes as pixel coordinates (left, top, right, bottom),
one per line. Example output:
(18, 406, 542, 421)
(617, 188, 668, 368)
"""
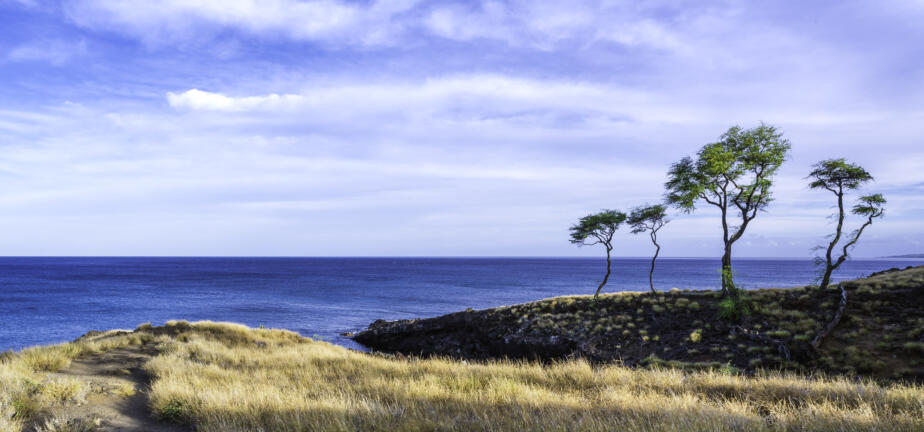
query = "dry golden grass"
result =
(3, 321, 922, 431)
(145, 321, 924, 432)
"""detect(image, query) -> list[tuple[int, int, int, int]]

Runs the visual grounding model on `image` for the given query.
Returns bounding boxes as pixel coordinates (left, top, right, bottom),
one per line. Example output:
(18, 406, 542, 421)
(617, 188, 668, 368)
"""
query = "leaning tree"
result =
(808, 159, 886, 289)
(569, 209, 627, 300)
(627, 204, 669, 294)
(665, 124, 790, 294)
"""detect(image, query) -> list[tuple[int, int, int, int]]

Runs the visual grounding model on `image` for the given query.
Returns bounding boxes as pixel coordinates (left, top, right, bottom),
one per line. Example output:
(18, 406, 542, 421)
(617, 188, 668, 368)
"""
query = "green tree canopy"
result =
(808, 158, 873, 192)
(665, 124, 790, 293)
(570, 209, 626, 300)
(853, 193, 886, 218)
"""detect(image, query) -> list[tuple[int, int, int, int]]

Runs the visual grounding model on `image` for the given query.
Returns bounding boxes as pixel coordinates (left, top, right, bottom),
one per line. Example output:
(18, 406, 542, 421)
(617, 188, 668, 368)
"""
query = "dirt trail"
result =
(47, 343, 189, 432)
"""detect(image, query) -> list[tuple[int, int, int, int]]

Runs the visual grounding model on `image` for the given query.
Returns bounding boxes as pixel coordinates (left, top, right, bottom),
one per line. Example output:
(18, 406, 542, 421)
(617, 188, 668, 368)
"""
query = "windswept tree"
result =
(808, 159, 886, 289)
(627, 204, 669, 294)
(569, 210, 627, 300)
(665, 124, 790, 294)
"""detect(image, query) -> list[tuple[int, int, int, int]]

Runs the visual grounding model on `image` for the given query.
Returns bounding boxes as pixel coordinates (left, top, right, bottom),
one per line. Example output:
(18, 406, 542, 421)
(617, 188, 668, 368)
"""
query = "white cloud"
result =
(166, 89, 303, 111)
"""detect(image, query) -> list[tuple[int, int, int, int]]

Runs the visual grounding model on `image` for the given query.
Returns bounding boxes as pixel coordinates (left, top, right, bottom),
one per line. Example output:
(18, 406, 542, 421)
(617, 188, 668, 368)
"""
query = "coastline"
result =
(4, 257, 922, 353)
(354, 265, 924, 381)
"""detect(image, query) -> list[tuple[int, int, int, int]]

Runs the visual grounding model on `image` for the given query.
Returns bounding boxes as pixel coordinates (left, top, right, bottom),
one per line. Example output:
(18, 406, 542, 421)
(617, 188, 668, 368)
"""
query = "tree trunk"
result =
(649, 233, 660, 294)
(595, 247, 612, 300)
(820, 189, 845, 290)
(721, 243, 733, 294)
(811, 284, 847, 350)
(720, 205, 730, 293)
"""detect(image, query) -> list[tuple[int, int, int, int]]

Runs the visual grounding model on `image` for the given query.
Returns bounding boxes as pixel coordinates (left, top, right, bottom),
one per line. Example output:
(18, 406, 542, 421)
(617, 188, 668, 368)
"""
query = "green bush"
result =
(903, 342, 924, 353)
(158, 399, 190, 423)
(718, 293, 750, 322)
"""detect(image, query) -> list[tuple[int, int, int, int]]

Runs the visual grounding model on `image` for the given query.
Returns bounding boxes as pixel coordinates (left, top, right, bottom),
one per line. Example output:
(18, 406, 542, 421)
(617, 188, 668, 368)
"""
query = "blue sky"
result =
(0, 0, 922, 257)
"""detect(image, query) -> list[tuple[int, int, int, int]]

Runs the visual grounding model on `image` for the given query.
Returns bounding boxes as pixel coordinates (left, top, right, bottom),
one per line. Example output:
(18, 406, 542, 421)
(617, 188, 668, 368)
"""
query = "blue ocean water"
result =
(1, 257, 919, 352)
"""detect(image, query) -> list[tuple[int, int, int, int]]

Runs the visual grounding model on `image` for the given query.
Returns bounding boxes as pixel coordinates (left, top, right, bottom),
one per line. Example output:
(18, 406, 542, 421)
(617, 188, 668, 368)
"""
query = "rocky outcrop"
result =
(354, 266, 924, 381)
(354, 310, 579, 361)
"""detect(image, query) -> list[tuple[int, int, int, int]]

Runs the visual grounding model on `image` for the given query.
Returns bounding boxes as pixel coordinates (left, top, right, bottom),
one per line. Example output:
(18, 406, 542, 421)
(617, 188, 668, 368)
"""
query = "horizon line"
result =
(0, 255, 919, 260)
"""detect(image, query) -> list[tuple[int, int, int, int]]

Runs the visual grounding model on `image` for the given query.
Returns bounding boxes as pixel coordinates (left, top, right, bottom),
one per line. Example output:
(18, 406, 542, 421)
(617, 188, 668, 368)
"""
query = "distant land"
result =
(886, 254, 924, 258)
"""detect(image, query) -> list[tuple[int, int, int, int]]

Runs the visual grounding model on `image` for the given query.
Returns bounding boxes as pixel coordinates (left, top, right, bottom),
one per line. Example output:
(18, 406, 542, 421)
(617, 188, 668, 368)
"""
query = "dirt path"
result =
(48, 343, 190, 432)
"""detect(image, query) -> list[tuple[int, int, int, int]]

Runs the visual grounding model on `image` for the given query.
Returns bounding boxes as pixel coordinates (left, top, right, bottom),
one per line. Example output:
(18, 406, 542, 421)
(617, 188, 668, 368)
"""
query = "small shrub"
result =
(11, 396, 39, 420)
(41, 378, 84, 404)
(21, 349, 72, 372)
(903, 342, 924, 353)
(112, 382, 136, 398)
(718, 293, 750, 322)
(719, 363, 739, 375)
(765, 330, 791, 339)
(158, 399, 190, 423)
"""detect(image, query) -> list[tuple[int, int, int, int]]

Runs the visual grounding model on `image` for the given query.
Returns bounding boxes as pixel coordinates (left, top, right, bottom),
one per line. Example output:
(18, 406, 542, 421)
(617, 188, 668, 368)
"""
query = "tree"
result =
(569, 210, 627, 300)
(665, 124, 790, 294)
(808, 159, 885, 289)
(627, 204, 669, 294)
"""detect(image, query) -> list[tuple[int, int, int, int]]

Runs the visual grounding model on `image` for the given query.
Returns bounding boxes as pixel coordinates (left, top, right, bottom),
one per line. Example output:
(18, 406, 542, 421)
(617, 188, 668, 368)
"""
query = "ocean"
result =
(1, 257, 919, 351)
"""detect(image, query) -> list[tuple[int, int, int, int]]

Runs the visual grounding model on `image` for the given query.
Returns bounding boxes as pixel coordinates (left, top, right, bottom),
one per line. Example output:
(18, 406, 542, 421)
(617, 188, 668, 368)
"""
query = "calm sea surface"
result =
(1, 257, 919, 351)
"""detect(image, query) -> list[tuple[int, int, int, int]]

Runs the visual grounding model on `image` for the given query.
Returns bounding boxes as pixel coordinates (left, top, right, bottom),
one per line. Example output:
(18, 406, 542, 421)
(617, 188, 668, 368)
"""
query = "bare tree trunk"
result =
(594, 246, 612, 300)
(820, 189, 845, 289)
(720, 206, 730, 293)
(811, 284, 847, 350)
(721, 244, 733, 293)
(648, 232, 660, 294)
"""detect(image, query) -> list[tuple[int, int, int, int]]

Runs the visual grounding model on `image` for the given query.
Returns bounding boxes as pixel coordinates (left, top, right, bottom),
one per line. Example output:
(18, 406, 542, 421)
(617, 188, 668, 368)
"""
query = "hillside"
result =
(355, 266, 924, 381)
(3, 321, 922, 431)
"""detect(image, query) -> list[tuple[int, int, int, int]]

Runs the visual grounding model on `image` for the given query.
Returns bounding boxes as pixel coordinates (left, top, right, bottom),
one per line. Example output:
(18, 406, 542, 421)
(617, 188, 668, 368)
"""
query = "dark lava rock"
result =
(353, 309, 578, 361)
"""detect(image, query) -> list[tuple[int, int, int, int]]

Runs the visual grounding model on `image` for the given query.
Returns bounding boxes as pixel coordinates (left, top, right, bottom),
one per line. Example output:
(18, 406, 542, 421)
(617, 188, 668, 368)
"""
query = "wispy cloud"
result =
(0, 1, 920, 256)
(63, 0, 421, 46)
(6, 38, 87, 65)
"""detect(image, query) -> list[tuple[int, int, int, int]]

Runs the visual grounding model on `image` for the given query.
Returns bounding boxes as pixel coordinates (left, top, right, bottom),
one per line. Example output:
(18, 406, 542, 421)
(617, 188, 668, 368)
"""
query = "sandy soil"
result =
(43, 343, 189, 432)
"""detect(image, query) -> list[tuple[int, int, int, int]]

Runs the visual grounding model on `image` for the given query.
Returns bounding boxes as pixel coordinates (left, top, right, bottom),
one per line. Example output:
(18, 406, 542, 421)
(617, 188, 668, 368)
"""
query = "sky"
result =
(0, 0, 922, 257)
